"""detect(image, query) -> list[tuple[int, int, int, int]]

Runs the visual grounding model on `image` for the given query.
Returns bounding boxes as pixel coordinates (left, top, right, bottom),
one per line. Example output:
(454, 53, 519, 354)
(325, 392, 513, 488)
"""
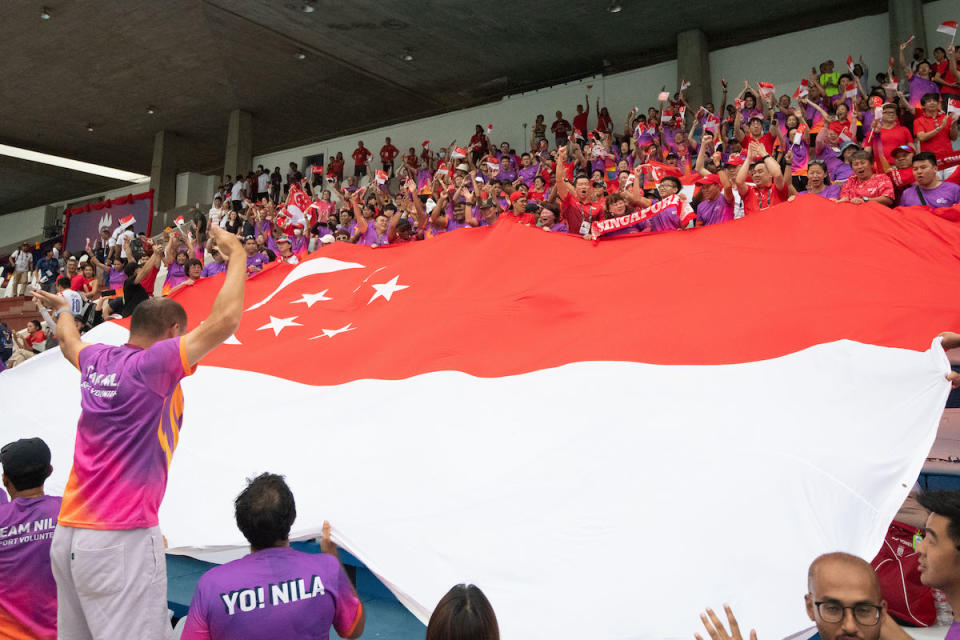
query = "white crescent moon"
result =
(246, 256, 365, 311)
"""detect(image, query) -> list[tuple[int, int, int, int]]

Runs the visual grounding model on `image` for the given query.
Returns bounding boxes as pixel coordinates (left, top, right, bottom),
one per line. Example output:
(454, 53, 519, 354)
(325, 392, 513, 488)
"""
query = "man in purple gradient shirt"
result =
(181, 473, 364, 640)
(0, 438, 60, 639)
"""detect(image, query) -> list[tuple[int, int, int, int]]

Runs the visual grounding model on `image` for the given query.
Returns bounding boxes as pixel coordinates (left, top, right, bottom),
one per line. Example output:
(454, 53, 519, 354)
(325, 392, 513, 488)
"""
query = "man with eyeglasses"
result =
(695, 552, 886, 640)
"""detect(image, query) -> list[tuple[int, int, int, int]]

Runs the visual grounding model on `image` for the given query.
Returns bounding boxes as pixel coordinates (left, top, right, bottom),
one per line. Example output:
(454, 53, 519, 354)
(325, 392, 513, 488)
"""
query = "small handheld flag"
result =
(937, 20, 957, 38)
(375, 170, 388, 185)
(657, 91, 670, 102)
(846, 56, 855, 73)
(757, 82, 775, 98)
(312, 165, 324, 174)
(451, 147, 467, 159)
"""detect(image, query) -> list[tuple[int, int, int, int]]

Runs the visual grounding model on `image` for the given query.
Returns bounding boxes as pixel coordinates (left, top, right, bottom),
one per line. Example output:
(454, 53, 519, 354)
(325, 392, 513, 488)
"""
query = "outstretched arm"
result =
(31, 291, 85, 367)
(181, 227, 247, 367)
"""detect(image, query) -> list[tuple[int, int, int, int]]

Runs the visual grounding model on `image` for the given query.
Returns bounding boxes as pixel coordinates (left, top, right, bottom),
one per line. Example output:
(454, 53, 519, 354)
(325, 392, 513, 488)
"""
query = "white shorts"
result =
(50, 525, 171, 640)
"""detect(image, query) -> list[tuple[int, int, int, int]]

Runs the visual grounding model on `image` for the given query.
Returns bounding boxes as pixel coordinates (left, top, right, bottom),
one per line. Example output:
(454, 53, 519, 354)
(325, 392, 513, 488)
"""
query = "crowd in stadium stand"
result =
(4, 41, 960, 639)
(2, 43, 960, 371)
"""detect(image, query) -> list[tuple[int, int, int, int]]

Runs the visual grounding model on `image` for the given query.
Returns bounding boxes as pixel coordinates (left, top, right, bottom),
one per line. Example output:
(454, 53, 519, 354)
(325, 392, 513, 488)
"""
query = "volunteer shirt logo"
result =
(81, 365, 119, 398)
(221, 575, 326, 615)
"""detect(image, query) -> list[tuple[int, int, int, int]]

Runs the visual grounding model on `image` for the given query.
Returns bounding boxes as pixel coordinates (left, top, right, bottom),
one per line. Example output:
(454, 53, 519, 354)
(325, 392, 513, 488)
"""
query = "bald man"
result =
(696, 552, 886, 640)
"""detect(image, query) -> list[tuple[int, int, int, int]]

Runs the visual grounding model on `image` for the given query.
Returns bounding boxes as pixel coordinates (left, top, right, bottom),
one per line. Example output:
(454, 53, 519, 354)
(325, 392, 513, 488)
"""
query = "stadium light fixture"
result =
(40, 7, 52, 19)
(607, 1, 622, 13)
(301, 2, 315, 13)
(294, 49, 307, 60)
(0, 143, 151, 182)
(146, 106, 158, 115)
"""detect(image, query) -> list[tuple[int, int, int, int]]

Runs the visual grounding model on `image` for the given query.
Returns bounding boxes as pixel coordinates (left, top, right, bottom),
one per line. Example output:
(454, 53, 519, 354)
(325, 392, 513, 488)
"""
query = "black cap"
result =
(524, 202, 540, 214)
(1, 438, 51, 477)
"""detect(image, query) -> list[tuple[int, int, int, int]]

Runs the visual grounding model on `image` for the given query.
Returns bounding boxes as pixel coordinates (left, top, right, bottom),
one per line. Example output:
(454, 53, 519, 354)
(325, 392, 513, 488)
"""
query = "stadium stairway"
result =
(166, 541, 427, 637)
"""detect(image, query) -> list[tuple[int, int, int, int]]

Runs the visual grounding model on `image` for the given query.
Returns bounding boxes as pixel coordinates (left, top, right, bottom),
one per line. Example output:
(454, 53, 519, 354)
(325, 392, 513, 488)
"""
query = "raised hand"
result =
(695, 604, 757, 640)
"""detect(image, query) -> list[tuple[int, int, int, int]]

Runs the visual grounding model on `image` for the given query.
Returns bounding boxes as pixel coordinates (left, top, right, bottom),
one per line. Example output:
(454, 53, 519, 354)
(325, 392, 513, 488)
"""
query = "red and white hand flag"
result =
(660, 109, 674, 123)
(173, 215, 185, 229)
(845, 85, 858, 100)
(312, 165, 324, 174)
(487, 124, 494, 135)
(6, 200, 960, 640)
(846, 56, 855, 73)
(937, 20, 957, 37)
(948, 98, 960, 119)
(485, 158, 500, 172)
(657, 91, 670, 102)
(451, 146, 467, 159)
(757, 82, 775, 98)
(285, 182, 312, 228)
(375, 170, 388, 185)
(793, 123, 808, 146)
(422, 140, 430, 150)
(680, 79, 691, 91)
(734, 98, 745, 110)
(118, 214, 135, 230)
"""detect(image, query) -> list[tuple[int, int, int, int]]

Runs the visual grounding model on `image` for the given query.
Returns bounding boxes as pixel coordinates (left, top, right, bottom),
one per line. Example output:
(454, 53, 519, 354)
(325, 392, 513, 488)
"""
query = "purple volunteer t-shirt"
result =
(647, 202, 687, 232)
(818, 146, 854, 182)
(180, 547, 362, 640)
(0, 495, 61, 639)
(518, 165, 540, 187)
(696, 195, 734, 226)
(246, 253, 269, 273)
(200, 261, 227, 278)
(946, 621, 960, 640)
(800, 184, 843, 200)
(900, 182, 960, 208)
(165, 262, 189, 290)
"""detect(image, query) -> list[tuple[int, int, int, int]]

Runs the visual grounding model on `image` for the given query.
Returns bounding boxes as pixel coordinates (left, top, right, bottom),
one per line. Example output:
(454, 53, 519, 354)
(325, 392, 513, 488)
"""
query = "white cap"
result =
(320, 234, 335, 244)
(456, 163, 469, 172)
(425, 198, 437, 214)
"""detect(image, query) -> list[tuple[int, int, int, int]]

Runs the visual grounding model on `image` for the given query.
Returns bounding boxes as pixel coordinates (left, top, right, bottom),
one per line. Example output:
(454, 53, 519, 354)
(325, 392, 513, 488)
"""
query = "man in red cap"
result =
(694, 173, 735, 226)
(499, 191, 537, 225)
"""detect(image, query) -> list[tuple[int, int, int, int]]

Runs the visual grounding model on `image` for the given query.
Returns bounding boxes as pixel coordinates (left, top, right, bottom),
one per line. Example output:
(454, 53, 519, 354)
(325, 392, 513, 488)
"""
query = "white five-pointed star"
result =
(309, 323, 357, 340)
(256, 315, 303, 336)
(368, 275, 409, 304)
(292, 290, 332, 308)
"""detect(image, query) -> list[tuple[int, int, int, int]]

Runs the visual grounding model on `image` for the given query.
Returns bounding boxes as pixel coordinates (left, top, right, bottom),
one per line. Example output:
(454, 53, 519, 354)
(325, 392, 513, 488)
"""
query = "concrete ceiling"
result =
(0, 0, 890, 216)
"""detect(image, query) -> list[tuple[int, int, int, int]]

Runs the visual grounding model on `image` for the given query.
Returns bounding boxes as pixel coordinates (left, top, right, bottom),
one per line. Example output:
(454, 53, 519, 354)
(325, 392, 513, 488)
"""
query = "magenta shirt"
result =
(58, 338, 193, 529)
(696, 195, 734, 225)
(180, 547, 362, 640)
(647, 202, 687, 232)
(165, 262, 189, 290)
(908, 75, 939, 107)
(0, 496, 61, 639)
(201, 261, 227, 278)
(107, 266, 127, 290)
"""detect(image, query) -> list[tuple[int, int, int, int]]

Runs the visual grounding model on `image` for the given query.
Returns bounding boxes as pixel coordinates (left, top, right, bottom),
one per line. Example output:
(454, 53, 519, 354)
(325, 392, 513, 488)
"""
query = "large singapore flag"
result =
(4, 197, 960, 639)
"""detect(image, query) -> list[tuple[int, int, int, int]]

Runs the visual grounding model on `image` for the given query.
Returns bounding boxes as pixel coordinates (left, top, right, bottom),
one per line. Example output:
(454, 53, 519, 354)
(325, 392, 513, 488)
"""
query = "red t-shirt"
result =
(741, 182, 789, 215)
(352, 147, 372, 166)
(913, 113, 954, 161)
(139, 266, 158, 297)
(551, 119, 571, 137)
(328, 158, 343, 175)
(497, 212, 537, 226)
(573, 112, 588, 133)
(742, 133, 777, 155)
(936, 60, 960, 97)
(379, 144, 399, 163)
(839, 173, 896, 201)
(403, 153, 417, 168)
(469, 133, 487, 151)
(877, 126, 914, 166)
(70, 274, 90, 291)
(560, 192, 604, 233)
(28, 330, 46, 346)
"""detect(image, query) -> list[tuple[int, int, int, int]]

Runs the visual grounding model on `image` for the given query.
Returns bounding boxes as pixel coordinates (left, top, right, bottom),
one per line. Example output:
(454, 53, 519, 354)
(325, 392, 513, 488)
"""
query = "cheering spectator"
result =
(6, 320, 45, 368)
(7, 242, 33, 297)
(551, 111, 572, 147)
(201, 242, 229, 277)
(838, 150, 895, 206)
(352, 141, 372, 177)
(913, 93, 958, 162)
(798, 160, 842, 200)
(572, 94, 590, 134)
(243, 236, 270, 275)
(56, 276, 84, 315)
(694, 173, 735, 225)
(426, 584, 499, 640)
(736, 142, 790, 215)
(0, 437, 61, 640)
(33, 248, 59, 293)
(380, 136, 399, 173)
(180, 474, 364, 640)
(36, 225, 247, 640)
(900, 152, 960, 207)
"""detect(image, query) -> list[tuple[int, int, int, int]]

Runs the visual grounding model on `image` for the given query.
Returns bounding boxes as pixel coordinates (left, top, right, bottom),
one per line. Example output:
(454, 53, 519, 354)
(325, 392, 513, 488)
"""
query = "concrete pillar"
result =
(889, 0, 926, 65)
(677, 29, 712, 108)
(150, 130, 180, 216)
(224, 109, 253, 180)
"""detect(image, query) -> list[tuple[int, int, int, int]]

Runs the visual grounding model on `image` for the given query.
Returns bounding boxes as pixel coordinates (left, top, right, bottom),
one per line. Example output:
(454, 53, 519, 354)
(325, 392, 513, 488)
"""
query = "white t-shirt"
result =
(11, 250, 32, 272)
(231, 181, 243, 200)
(208, 205, 226, 226)
(60, 288, 84, 314)
(108, 229, 136, 259)
(258, 173, 269, 192)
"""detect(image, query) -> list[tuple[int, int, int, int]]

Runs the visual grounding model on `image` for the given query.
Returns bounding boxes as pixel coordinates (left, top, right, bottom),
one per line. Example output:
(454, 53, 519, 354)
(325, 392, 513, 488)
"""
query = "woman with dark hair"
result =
(426, 584, 499, 640)
(798, 160, 842, 200)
